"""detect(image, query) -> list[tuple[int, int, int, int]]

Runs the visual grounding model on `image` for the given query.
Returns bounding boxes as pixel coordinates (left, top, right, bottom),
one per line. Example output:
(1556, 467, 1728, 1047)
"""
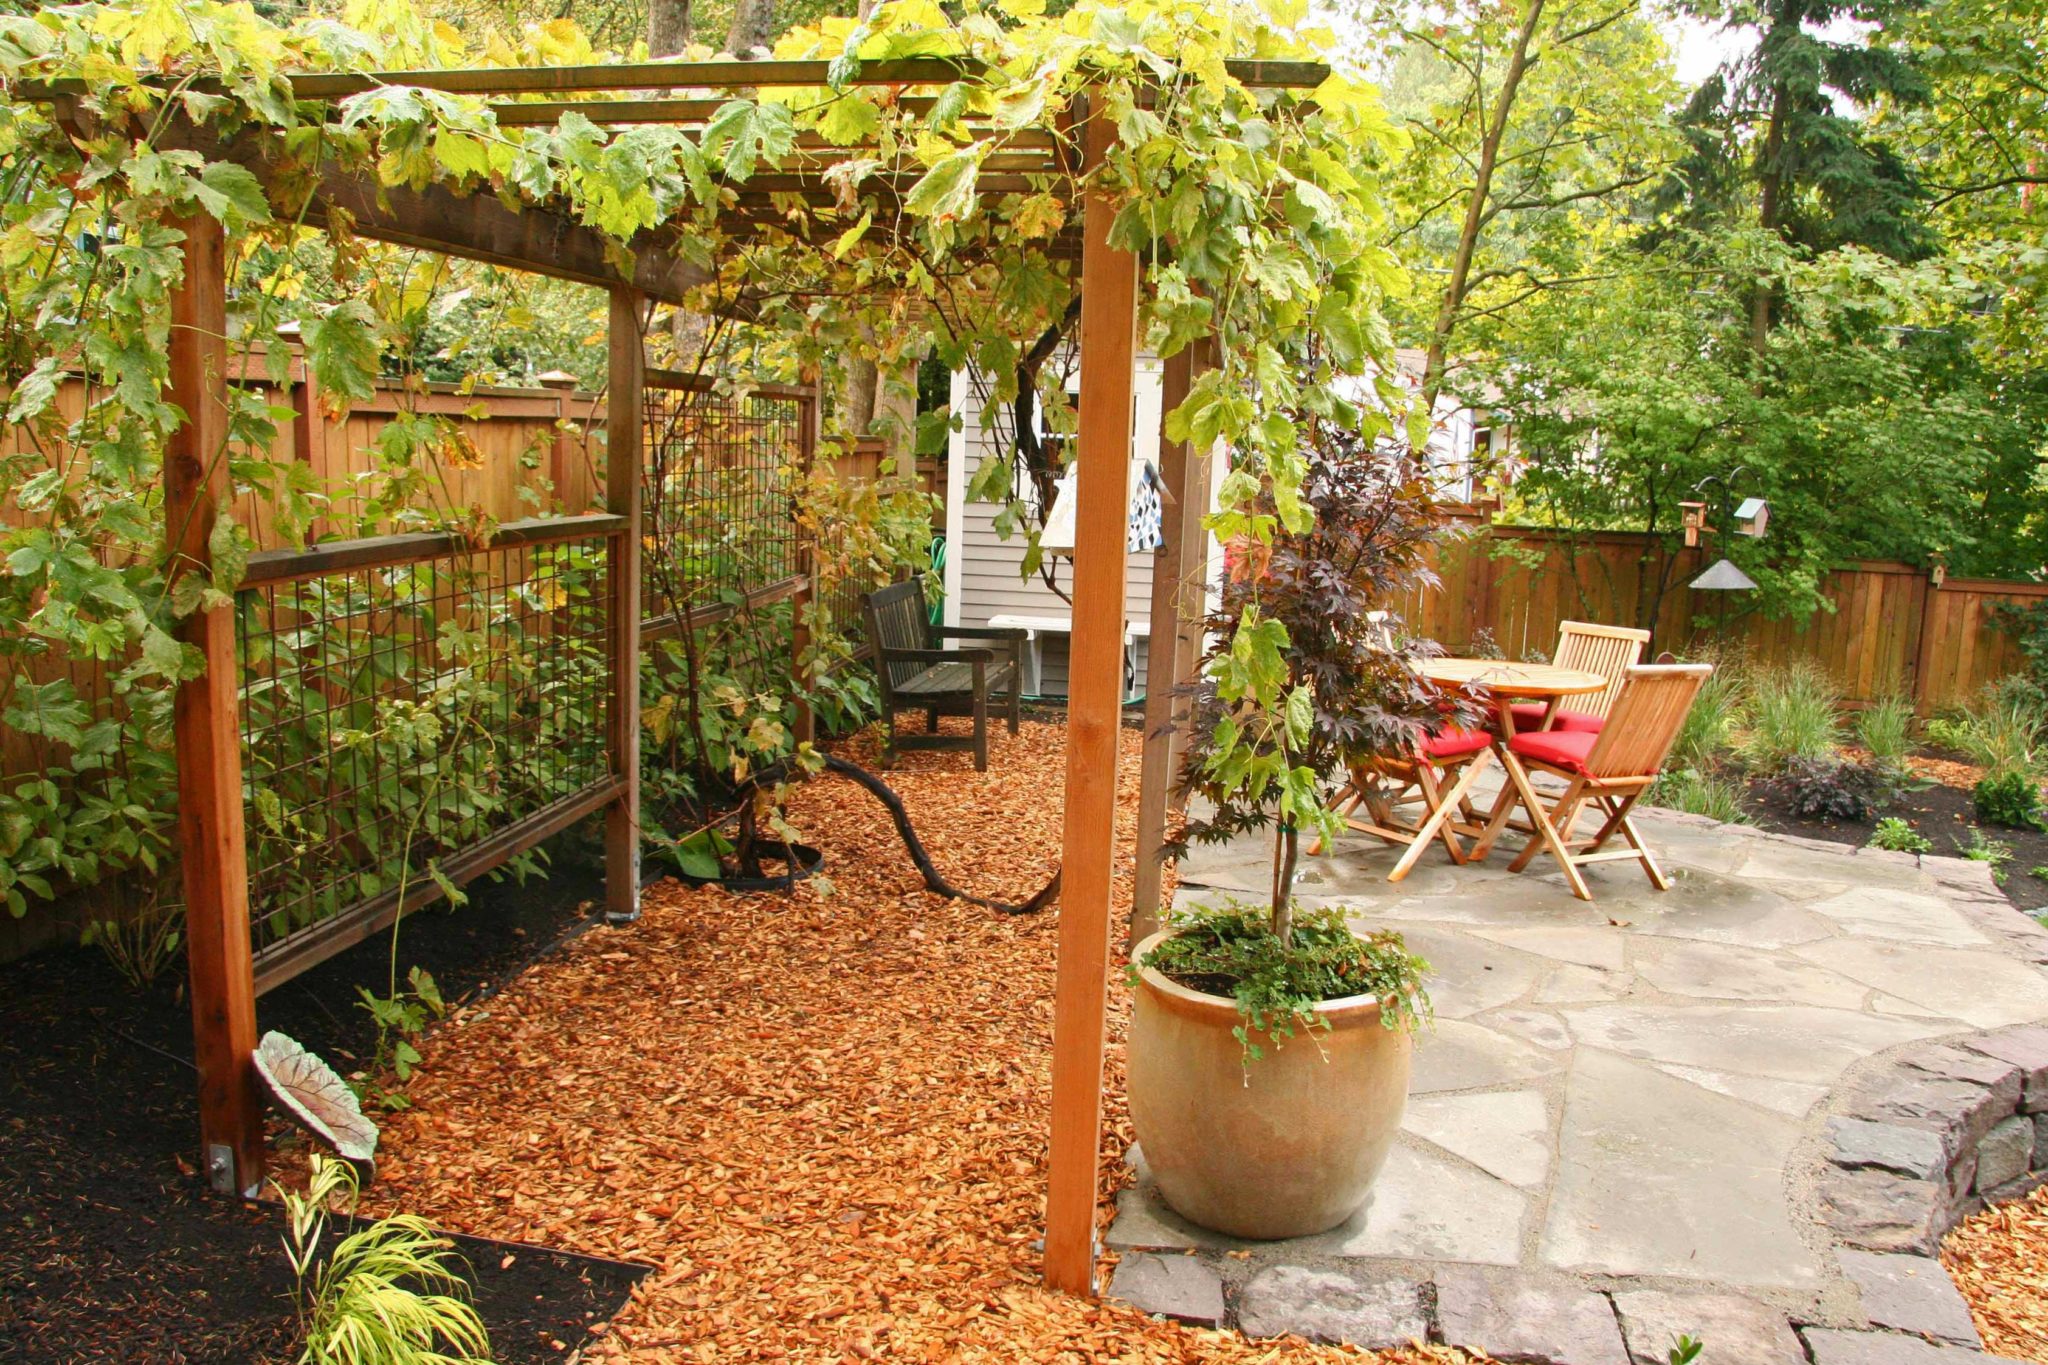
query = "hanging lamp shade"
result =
(1690, 558, 1758, 592)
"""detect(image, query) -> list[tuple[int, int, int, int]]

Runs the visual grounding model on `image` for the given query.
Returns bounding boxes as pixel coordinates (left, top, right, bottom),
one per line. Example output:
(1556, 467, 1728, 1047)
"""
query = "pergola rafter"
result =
(27, 42, 1327, 1298)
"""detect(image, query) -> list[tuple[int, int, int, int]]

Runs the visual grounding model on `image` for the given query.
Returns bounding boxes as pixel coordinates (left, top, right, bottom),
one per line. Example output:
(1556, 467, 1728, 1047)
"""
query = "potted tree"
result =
(1131, 425, 1469, 1240)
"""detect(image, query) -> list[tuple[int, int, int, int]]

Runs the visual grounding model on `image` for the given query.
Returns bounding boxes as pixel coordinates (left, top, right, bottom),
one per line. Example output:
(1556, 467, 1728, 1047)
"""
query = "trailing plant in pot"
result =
(1132, 426, 1470, 1240)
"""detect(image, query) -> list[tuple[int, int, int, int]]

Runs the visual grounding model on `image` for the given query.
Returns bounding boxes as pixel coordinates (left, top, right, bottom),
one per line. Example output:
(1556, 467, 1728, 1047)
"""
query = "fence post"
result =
(604, 289, 644, 925)
(1909, 566, 1941, 716)
(167, 213, 264, 1195)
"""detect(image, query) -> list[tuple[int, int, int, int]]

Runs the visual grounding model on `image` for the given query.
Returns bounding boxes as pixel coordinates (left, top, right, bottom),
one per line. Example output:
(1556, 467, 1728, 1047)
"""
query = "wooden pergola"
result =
(33, 51, 1320, 1296)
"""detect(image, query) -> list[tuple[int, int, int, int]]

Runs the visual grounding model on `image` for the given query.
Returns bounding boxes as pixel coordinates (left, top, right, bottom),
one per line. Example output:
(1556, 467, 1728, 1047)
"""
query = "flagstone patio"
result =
(1111, 805, 2048, 1364)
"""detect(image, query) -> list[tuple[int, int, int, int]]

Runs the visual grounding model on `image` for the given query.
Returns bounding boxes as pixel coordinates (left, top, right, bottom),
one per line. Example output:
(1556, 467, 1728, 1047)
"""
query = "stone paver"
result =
(1403, 1091, 1551, 1187)
(1808, 888, 1993, 948)
(1802, 1328, 2028, 1364)
(1632, 936, 1872, 1008)
(1472, 925, 1628, 971)
(1411, 1017, 1563, 1094)
(1123, 808, 2048, 1363)
(1795, 939, 2048, 1029)
(1560, 1002, 1946, 1085)
(1236, 1265, 1429, 1349)
(1329, 1141, 1526, 1265)
(1837, 1250, 1981, 1347)
(1107, 1253, 1226, 1327)
(1654, 1062, 1829, 1116)
(1610, 1289, 1804, 1365)
(1435, 1268, 1627, 1365)
(1540, 1050, 1817, 1285)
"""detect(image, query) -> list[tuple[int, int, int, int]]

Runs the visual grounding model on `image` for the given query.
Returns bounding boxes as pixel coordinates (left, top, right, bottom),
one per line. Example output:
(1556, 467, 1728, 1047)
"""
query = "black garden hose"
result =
(664, 754, 1058, 915)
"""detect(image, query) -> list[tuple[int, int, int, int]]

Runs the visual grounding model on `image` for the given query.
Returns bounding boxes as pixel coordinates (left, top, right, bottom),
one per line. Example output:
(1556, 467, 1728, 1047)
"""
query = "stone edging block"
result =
(1822, 1024, 2048, 1263)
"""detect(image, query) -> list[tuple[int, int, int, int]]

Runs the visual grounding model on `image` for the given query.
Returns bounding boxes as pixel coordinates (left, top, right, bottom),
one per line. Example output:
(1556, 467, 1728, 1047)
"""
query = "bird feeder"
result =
(1680, 501, 1709, 548)
(1734, 497, 1769, 538)
(1690, 557, 1758, 592)
(1690, 556, 1758, 642)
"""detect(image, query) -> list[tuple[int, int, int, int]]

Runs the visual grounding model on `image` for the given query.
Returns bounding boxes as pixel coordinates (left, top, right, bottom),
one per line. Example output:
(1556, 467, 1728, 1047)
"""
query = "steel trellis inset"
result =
(234, 517, 619, 990)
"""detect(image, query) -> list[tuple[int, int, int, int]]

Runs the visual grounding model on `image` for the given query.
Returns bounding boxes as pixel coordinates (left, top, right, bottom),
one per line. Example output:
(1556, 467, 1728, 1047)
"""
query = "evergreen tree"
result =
(1658, 0, 1937, 341)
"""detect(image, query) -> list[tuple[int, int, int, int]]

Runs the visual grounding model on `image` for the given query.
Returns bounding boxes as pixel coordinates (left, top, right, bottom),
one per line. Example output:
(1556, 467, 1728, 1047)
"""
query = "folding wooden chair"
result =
(1475, 663, 1712, 901)
(1312, 724, 1498, 882)
(1507, 620, 1651, 735)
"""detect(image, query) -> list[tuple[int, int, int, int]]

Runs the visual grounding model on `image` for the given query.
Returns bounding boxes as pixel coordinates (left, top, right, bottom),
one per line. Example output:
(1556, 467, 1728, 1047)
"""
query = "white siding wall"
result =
(944, 358, 1186, 697)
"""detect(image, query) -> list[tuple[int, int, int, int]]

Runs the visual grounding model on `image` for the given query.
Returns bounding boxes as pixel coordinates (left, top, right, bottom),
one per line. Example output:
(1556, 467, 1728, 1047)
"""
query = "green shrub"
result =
(280, 1156, 493, 1365)
(1856, 695, 1915, 773)
(1738, 662, 1842, 773)
(1973, 770, 2048, 830)
(1139, 902, 1430, 1061)
(1926, 683, 2043, 778)
(1868, 817, 1932, 854)
(1957, 828, 2016, 883)
(1647, 768, 1750, 824)
(1673, 667, 1747, 771)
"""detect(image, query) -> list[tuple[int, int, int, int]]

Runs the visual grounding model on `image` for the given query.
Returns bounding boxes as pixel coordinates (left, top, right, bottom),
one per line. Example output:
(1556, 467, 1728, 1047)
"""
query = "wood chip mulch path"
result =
(1946, 1182, 2048, 1362)
(370, 720, 1479, 1363)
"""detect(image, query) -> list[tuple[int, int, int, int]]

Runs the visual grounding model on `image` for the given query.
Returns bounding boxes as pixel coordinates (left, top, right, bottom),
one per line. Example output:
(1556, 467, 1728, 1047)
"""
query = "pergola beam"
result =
(294, 174, 711, 306)
(153, 120, 717, 306)
(24, 57, 1324, 104)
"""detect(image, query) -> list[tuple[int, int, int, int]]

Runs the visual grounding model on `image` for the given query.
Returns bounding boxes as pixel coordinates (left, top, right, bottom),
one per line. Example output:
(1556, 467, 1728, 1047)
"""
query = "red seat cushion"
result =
(1507, 701, 1604, 733)
(1508, 727, 1598, 775)
(1421, 725, 1492, 762)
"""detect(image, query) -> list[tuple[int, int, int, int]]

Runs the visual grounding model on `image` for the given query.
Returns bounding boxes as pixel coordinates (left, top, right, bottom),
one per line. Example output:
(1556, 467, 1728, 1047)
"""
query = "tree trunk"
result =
(1271, 825, 1300, 945)
(842, 356, 879, 435)
(1420, 0, 1548, 416)
(724, 0, 777, 56)
(647, 0, 692, 55)
(1750, 19, 1795, 352)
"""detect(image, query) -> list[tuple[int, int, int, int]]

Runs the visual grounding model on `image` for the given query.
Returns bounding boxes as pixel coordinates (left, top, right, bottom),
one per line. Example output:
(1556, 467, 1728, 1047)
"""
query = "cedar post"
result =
(604, 289, 645, 924)
(1129, 339, 1214, 945)
(1044, 94, 1140, 1297)
(167, 213, 264, 1195)
(790, 378, 822, 746)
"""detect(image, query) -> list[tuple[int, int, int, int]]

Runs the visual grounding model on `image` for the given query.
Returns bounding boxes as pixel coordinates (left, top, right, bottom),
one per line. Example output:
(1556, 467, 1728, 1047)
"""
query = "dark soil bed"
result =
(0, 860, 647, 1364)
(1738, 760, 2048, 916)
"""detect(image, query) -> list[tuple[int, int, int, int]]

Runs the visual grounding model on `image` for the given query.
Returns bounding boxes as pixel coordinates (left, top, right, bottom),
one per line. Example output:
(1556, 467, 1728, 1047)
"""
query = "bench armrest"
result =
(876, 645, 995, 664)
(936, 626, 1028, 643)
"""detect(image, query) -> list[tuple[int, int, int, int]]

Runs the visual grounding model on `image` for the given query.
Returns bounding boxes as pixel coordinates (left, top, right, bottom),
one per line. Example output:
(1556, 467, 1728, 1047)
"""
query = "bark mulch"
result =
(1945, 1182, 2048, 1362)
(369, 719, 1480, 1363)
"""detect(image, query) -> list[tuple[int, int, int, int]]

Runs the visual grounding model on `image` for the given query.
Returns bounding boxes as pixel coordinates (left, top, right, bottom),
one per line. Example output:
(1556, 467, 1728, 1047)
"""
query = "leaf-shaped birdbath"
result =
(253, 1031, 379, 1170)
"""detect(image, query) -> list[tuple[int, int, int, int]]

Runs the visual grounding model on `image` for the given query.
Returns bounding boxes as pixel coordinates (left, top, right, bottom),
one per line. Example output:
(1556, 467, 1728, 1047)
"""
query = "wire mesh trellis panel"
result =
(640, 371, 813, 711)
(234, 517, 620, 991)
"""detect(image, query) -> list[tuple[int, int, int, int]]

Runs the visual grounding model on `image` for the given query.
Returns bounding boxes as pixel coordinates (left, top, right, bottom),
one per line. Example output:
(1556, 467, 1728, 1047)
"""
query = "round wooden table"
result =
(1418, 658, 1609, 736)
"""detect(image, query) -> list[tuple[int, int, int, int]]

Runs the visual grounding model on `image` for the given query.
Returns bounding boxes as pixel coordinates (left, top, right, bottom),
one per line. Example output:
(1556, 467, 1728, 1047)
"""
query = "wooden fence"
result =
(1407, 517, 2044, 713)
(0, 361, 610, 965)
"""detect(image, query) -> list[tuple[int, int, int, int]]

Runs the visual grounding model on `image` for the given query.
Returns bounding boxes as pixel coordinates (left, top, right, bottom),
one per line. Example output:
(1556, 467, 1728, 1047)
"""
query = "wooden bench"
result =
(862, 580, 1024, 771)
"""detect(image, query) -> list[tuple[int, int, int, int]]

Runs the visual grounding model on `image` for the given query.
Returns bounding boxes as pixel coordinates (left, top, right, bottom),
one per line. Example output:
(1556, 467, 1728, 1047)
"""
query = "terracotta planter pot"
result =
(1127, 929, 1414, 1240)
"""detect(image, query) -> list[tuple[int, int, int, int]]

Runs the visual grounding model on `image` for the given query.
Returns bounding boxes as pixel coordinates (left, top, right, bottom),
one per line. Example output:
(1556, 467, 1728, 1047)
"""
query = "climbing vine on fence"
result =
(0, 0, 1411, 939)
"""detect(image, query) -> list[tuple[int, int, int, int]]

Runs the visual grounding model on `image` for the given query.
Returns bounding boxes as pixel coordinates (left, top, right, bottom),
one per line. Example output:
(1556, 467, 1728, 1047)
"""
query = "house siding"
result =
(945, 358, 1175, 697)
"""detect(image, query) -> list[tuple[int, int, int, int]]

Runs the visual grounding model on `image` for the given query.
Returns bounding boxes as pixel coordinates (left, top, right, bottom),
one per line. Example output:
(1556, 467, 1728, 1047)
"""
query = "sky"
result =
(1666, 12, 1747, 85)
